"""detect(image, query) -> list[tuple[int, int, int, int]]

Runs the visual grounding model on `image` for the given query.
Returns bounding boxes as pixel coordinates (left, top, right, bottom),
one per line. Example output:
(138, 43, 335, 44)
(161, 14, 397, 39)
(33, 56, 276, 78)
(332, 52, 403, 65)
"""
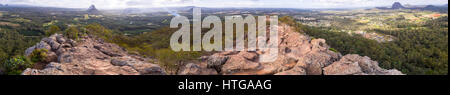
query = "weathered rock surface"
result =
(178, 24, 404, 75)
(323, 54, 404, 75)
(22, 34, 165, 75)
(22, 24, 403, 75)
(177, 63, 218, 75)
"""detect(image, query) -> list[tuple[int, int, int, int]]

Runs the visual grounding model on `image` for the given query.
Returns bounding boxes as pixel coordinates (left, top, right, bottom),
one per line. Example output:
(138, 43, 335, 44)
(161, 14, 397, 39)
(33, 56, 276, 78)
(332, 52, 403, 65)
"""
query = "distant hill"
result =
(0, 4, 34, 7)
(421, 5, 448, 12)
(424, 5, 439, 9)
(377, 2, 448, 13)
(122, 8, 142, 14)
(0, 4, 82, 12)
(87, 5, 101, 14)
(392, 2, 405, 9)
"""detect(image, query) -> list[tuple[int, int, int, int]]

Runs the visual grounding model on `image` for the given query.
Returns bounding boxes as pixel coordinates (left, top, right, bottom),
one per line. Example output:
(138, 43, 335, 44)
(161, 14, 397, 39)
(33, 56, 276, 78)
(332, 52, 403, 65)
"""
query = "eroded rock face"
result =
(323, 54, 404, 75)
(22, 34, 166, 75)
(205, 54, 229, 72)
(178, 24, 403, 75)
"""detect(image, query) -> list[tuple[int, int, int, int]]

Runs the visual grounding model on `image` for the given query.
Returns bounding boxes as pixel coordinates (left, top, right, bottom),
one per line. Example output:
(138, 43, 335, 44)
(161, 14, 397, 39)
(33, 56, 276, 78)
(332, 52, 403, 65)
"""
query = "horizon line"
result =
(2, 3, 447, 10)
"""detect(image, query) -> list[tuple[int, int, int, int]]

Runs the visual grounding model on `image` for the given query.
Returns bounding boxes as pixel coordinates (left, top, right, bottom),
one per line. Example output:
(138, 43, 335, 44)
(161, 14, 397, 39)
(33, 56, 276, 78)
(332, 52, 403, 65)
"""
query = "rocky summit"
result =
(21, 34, 166, 75)
(21, 24, 403, 75)
(178, 24, 404, 75)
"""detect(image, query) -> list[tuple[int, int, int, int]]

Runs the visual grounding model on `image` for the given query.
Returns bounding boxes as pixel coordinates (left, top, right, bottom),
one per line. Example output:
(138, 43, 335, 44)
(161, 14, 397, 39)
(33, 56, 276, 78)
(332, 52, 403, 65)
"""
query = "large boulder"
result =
(111, 56, 165, 75)
(323, 54, 404, 75)
(25, 34, 65, 56)
(219, 51, 263, 75)
(205, 54, 229, 72)
(21, 34, 166, 75)
(275, 66, 307, 75)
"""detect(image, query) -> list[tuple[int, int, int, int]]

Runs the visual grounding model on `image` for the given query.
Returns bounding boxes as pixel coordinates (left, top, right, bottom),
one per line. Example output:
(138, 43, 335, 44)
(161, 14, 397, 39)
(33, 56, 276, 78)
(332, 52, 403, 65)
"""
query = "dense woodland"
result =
(0, 23, 203, 74)
(0, 29, 42, 74)
(280, 16, 448, 75)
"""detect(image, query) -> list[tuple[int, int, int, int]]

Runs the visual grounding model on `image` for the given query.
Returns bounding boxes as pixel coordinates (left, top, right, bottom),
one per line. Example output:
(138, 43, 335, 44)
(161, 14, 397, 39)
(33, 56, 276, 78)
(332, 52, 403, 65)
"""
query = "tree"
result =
(84, 23, 113, 41)
(0, 29, 38, 63)
(45, 25, 61, 36)
(279, 16, 305, 32)
(0, 51, 7, 63)
(64, 26, 79, 40)
(1, 56, 33, 75)
(302, 16, 448, 75)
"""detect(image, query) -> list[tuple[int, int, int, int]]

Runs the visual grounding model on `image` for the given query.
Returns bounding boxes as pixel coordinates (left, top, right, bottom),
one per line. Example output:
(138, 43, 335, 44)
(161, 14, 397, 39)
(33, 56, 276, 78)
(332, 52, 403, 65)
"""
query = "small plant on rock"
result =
(28, 49, 48, 63)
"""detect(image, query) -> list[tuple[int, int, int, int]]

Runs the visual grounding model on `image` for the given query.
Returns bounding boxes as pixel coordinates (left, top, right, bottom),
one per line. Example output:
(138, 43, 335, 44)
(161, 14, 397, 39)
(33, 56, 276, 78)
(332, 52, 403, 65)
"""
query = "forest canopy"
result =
(297, 16, 448, 75)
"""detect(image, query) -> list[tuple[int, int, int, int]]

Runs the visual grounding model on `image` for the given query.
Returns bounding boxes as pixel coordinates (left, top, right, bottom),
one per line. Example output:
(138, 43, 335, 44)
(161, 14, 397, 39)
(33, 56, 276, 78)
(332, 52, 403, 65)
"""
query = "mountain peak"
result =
(392, 2, 405, 9)
(87, 4, 100, 14)
(88, 5, 97, 9)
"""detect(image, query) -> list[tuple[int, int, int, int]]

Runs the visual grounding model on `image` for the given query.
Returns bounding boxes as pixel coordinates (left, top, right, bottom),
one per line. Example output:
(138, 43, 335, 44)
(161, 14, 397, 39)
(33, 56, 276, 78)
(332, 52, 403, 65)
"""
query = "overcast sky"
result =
(0, 0, 448, 9)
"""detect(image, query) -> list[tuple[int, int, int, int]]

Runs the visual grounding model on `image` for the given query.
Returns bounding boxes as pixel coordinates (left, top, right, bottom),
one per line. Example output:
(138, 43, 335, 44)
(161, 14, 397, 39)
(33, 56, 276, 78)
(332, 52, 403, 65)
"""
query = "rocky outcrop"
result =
(392, 2, 405, 9)
(177, 63, 218, 75)
(178, 24, 404, 75)
(323, 54, 404, 75)
(22, 34, 165, 75)
(22, 24, 403, 75)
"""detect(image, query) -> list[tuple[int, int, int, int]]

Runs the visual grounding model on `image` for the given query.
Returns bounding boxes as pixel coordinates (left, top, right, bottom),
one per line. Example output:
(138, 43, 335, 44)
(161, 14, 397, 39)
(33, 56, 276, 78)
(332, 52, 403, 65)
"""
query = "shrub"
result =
(279, 16, 297, 26)
(279, 16, 305, 32)
(0, 51, 7, 63)
(45, 25, 61, 36)
(154, 49, 203, 74)
(1, 56, 33, 75)
(28, 49, 48, 62)
(64, 27, 80, 40)
(84, 23, 113, 41)
(154, 49, 178, 74)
